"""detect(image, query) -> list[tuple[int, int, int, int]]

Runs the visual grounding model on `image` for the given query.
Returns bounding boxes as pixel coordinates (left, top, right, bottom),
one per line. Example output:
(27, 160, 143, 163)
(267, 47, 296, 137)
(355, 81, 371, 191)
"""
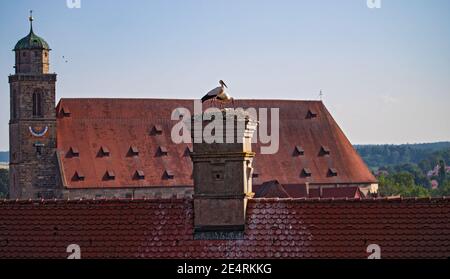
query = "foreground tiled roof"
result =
(56, 98, 376, 189)
(0, 197, 449, 259)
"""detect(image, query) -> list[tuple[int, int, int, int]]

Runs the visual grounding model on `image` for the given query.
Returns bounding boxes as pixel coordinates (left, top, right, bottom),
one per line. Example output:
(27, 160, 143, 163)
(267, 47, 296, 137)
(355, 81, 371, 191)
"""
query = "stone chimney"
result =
(190, 109, 258, 239)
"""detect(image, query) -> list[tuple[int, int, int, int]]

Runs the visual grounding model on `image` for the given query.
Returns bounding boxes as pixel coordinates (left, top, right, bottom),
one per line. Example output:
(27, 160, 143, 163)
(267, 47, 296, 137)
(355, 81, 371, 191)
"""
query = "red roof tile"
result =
(56, 99, 376, 189)
(0, 198, 448, 259)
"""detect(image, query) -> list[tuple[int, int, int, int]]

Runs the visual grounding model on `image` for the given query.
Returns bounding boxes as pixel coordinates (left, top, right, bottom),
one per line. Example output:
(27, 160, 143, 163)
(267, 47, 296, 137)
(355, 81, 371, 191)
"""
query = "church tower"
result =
(9, 12, 58, 199)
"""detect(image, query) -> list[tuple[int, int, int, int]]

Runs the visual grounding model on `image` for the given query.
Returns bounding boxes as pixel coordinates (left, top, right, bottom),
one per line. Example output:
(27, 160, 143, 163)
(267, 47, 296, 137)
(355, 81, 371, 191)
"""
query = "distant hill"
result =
(354, 142, 450, 169)
(387, 142, 450, 152)
(0, 152, 9, 163)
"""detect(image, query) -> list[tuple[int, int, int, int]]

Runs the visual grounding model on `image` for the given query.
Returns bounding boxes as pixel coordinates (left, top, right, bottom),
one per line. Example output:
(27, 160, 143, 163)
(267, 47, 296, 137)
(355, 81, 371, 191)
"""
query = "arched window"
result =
(12, 90, 17, 119)
(32, 91, 43, 117)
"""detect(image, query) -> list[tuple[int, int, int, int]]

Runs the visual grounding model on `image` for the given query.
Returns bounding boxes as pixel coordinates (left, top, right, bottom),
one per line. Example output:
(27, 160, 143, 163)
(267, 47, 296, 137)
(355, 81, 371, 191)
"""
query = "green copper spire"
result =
(14, 10, 50, 51)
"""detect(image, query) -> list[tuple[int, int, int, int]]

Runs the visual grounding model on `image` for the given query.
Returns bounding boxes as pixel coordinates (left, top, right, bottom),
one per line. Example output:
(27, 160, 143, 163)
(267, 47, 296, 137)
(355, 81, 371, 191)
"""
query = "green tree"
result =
(438, 179, 450, 196)
(378, 172, 430, 198)
(0, 169, 9, 199)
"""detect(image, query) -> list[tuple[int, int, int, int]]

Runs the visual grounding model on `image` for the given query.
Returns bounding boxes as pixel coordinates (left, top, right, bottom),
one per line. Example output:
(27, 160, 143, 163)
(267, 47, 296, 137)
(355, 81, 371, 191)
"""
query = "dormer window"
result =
(74, 171, 85, 181)
(184, 146, 193, 157)
(99, 146, 110, 157)
(158, 146, 168, 156)
(105, 170, 115, 180)
(294, 146, 305, 156)
(129, 146, 139, 156)
(61, 106, 71, 117)
(135, 170, 145, 180)
(69, 147, 79, 157)
(328, 168, 338, 177)
(320, 146, 331, 156)
(151, 125, 163, 135)
(302, 168, 312, 178)
(164, 170, 174, 180)
(306, 109, 318, 119)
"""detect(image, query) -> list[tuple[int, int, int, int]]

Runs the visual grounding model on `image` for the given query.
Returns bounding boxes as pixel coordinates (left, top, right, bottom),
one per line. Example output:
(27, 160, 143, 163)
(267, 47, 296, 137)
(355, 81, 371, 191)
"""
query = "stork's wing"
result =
(206, 87, 221, 96)
(201, 87, 221, 103)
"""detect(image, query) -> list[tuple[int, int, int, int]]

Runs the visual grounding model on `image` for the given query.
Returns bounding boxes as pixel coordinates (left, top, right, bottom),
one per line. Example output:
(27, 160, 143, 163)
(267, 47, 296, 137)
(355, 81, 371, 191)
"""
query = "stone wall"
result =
(61, 187, 194, 200)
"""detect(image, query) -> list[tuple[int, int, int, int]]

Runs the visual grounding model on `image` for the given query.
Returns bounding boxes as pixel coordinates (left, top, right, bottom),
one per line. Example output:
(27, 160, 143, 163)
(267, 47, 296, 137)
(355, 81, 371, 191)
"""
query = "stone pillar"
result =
(191, 109, 258, 239)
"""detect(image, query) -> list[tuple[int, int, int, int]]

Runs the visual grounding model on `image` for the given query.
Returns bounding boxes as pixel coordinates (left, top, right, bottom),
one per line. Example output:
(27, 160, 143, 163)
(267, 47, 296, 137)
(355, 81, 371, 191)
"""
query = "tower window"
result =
(32, 91, 43, 117)
(12, 91, 17, 119)
(34, 142, 45, 156)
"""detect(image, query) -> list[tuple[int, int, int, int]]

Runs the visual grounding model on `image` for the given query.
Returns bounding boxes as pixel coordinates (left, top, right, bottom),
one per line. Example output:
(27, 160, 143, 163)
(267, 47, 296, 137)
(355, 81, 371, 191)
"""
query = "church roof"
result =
(14, 31, 50, 51)
(14, 15, 50, 51)
(55, 98, 377, 189)
(0, 197, 449, 259)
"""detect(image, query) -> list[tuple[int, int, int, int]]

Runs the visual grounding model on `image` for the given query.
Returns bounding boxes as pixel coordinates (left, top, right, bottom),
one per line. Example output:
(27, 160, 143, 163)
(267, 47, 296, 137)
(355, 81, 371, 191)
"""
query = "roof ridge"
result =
(2, 196, 449, 205)
(0, 198, 190, 205)
(58, 97, 324, 103)
(250, 196, 450, 203)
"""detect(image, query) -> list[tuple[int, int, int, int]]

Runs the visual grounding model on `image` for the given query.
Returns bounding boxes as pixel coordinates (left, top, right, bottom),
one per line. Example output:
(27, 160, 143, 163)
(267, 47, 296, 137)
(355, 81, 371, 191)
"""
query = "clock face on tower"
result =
(28, 126, 49, 137)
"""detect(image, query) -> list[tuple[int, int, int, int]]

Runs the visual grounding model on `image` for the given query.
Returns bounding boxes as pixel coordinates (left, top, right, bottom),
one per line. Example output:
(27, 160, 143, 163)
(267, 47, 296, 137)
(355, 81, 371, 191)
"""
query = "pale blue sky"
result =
(1, 0, 449, 150)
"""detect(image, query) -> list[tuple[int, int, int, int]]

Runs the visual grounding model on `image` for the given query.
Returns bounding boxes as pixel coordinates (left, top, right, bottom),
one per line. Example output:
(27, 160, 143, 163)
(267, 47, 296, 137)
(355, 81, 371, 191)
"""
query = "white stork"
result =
(201, 80, 234, 107)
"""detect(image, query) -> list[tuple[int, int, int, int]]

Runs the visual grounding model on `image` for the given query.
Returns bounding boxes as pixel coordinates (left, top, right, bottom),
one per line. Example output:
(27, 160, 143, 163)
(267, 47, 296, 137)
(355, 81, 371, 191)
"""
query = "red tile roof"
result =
(254, 180, 291, 198)
(0, 197, 448, 259)
(56, 99, 376, 189)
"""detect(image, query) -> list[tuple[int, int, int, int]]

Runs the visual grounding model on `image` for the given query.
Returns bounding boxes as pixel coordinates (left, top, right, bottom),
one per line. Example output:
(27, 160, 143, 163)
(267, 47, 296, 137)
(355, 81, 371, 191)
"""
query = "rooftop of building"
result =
(1, 197, 449, 259)
(55, 98, 376, 191)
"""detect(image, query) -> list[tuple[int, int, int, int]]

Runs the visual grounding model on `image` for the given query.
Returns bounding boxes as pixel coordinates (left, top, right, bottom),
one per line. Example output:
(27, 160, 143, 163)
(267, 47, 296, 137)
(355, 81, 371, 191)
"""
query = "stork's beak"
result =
(220, 80, 228, 88)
